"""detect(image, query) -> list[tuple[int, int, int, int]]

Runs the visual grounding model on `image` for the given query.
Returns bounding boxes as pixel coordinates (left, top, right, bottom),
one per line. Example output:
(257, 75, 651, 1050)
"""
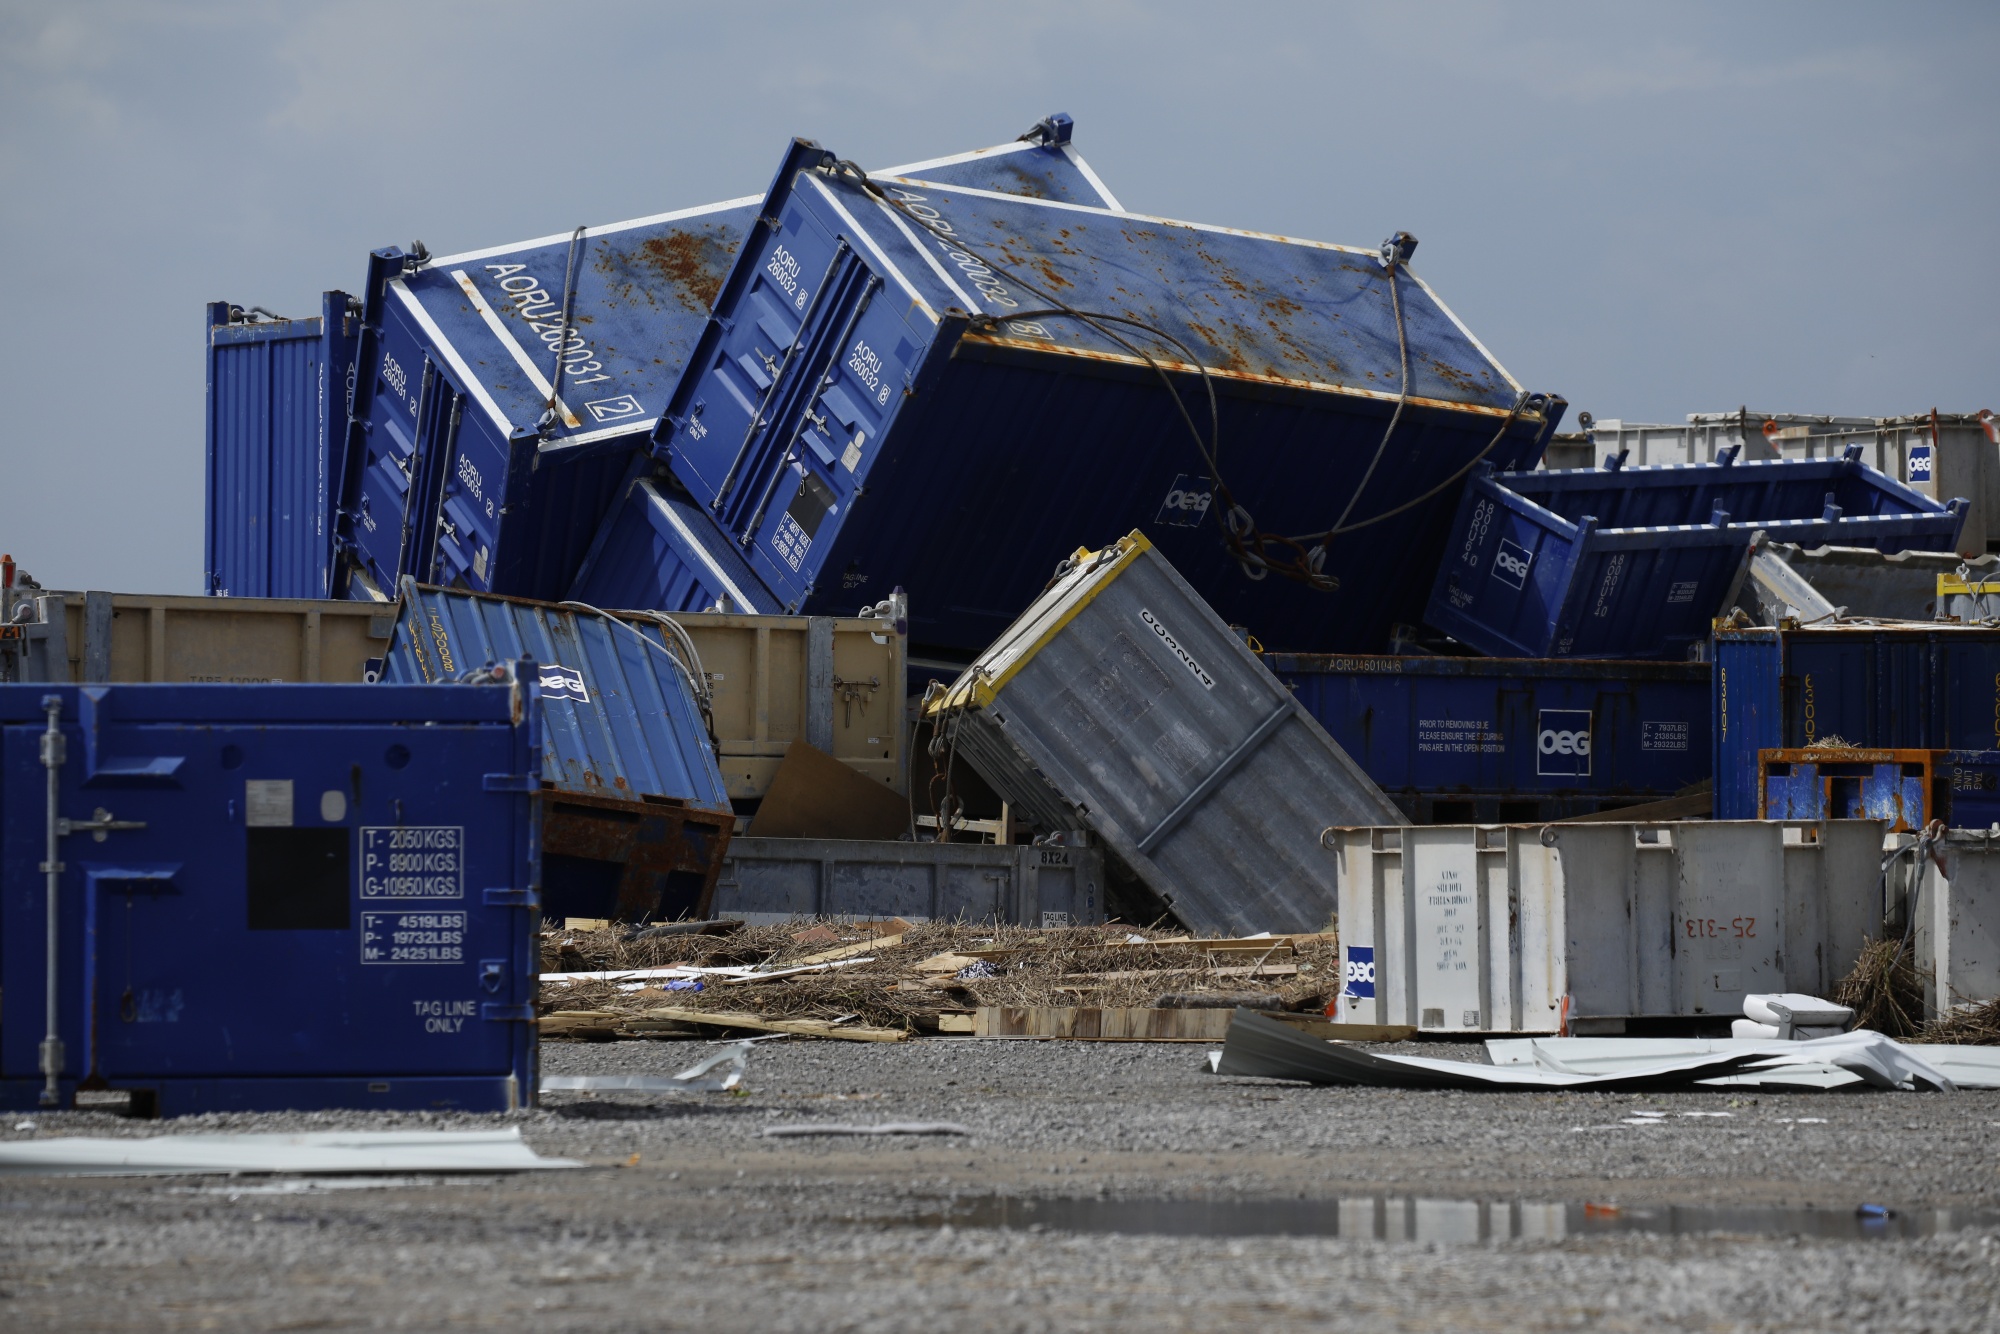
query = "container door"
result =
(346, 317, 449, 595)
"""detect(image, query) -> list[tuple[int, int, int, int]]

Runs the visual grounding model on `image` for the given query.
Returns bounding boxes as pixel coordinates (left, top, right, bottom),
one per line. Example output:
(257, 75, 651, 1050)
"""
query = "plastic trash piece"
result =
(1744, 993, 1854, 1029)
(1732, 1019, 1785, 1040)
(955, 960, 999, 981)
(541, 1041, 751, 1094)
(0, 1129, 579, 1177)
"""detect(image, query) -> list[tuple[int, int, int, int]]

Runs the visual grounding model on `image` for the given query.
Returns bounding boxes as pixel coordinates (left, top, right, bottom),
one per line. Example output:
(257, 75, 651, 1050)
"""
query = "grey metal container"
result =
(928, 532, 1406, 937)
(1739, 542, 2000, 624)
(711, 837, 1103, 927)
(1914, 830, 2000, 1015)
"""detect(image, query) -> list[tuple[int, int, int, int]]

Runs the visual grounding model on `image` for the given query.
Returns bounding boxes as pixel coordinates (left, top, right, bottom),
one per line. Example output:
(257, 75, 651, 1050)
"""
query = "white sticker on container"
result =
(320, 789, 348, 822)
(359, 827, 465, 900)
(245, 779, 294, 828)
(538, 664, 588, 703)
(1138, 609, 1214, 690)
(841, 433, 865, 473)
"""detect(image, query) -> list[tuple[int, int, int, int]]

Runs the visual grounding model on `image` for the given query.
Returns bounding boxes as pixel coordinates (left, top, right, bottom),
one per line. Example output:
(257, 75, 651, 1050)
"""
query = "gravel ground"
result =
(3, 1037, 1998, 1331)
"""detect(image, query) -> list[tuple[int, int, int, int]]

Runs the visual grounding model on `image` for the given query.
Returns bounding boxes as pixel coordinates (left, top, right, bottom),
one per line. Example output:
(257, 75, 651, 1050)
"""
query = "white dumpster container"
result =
(1330, 821, 1884, 1033)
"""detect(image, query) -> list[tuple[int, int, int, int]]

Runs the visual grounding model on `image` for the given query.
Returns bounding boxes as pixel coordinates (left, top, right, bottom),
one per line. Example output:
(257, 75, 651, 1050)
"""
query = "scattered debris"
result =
(540, 1042, 752, 1094)
(537, 921, 1344, 1040)
(0, 1129, 579, 1177)
(1215, 1009, 1961, 1091)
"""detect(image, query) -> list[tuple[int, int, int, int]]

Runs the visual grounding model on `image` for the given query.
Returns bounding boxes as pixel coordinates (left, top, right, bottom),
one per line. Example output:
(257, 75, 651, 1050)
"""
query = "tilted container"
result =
(1588, 411, 1999, 551)
(377, 584, 733, 923)
(1740, 542, 2000, 623)
(637, 140, 1562, 657)
(1328, 821, 1884, 1035)
(1, 679, 541, 1115)
(712, 836, 1103, 927)
(206, 295, 359, 599)
(928, 533, 1406, 937)
(332, 124, 1119, 604)
(1264, 652, 1710, 823)
(0, 590, 392, 685)
(1426, 450, 1966, 660)
(1713, 624, 2000, 819)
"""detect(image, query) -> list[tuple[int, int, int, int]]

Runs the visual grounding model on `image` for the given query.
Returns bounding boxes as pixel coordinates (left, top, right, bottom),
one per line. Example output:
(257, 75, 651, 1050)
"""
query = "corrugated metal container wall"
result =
(1713, 625, 2000, 818)
(333, 126, 1119, 605)
(1587, 411, 2000, 551)
(1329, 821, 1884, 1034)
(206, 294, 358, 599)
(1426, 454, 1965, 660)
(642, 140, 1562, 658)
(1, 679, 540, 1115)
(712, 837, 1104, 927)
(931, 534, 1406, 937)
(377, 584, 735, 923)
(1265, 653, 1710, 823)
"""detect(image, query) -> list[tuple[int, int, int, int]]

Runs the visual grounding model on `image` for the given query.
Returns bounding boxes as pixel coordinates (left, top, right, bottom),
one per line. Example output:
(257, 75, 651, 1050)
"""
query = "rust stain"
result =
(593, 223, 742, 315)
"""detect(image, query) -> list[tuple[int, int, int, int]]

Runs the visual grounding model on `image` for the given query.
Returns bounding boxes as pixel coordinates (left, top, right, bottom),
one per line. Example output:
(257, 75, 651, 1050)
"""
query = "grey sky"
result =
(2, 0, 1995, 592)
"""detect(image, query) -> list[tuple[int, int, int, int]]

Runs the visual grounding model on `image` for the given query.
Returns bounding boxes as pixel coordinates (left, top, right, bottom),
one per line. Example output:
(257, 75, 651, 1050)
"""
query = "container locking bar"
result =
(1135, 700, 1294, 855)
(37, 696, 148, 1107)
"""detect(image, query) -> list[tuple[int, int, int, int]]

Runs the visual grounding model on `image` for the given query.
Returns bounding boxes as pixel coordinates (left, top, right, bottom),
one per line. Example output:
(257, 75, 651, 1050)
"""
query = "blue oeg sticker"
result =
(1343, 945, 1376, 999)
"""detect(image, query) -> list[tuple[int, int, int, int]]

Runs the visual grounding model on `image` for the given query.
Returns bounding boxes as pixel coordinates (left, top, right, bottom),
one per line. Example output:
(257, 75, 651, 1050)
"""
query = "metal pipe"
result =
(39, 694, 65, 1107)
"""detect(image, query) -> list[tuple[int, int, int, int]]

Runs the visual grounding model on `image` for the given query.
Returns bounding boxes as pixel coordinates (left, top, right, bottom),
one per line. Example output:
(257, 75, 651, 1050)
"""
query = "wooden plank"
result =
(792, 932, 904, 966)
(635, 1006, 907, 1042)
(936, 1013, 976, 1033)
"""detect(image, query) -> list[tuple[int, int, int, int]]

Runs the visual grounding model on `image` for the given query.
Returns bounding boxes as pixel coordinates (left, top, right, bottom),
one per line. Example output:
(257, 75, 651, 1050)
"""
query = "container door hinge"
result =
(481, 1003, 535, 1023)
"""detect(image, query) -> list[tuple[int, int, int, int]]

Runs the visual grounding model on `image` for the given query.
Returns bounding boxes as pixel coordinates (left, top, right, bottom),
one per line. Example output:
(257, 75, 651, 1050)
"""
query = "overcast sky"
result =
(2, 0, 1995, 592)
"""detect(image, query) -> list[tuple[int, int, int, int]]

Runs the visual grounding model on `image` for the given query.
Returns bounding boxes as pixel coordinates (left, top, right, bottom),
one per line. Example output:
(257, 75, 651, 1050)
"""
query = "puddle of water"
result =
(911, 1195, 2000, 1243)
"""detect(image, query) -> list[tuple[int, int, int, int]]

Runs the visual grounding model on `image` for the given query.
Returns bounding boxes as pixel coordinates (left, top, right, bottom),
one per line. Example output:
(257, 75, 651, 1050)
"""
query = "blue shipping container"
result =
(1714, 625, 2000, 819)
(1264, 652, 1710, 823)
(1, 679, 541, 1115)
(333, 122, 1118, 606)
(377, 583, 734, 922)
(205, 295, 359, 599)
(1426, 451, 1968, 661)
(617, 140, 1562, 655)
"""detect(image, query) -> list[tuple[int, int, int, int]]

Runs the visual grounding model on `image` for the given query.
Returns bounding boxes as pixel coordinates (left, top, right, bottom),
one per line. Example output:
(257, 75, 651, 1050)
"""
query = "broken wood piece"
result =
(936, 1014, 976, 1033)
(538, 1011, 624, 1039)
(1263, 1014, 1418, 1042)
(792, 932, 904, 966)
(914, 951, 985, 973)
(636, 1006, 907, 1043)
(1153, 991, 1285, 1010)
(1051, 964, 1299, 982)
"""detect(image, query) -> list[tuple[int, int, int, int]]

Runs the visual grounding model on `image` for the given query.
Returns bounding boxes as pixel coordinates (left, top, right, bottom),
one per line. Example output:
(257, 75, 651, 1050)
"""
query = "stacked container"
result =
(591, 139, 1562, 658)
(206, 295, 359, 599)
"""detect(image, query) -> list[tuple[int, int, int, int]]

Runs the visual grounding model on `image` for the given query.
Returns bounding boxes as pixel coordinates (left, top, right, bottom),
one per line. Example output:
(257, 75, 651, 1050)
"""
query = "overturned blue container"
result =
(206, 295, 359, 599)
(333, 122, 1118, 605)
(377, 582, 735, 922)
(1, 679, 540, 1115)
(1427, 449, 1968, 660)
(1714, 624, 2000, 819)
(598, 140, 1562, 655)
(1265, 652, 1710, 823)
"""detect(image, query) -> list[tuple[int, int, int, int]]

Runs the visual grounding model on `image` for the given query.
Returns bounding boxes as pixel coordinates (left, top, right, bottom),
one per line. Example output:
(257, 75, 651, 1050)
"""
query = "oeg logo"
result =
(1491, 537, 1534, 589)
(1342, 945, 1376, 999)
(1154, 474, 1214, 529)
(1537, 708, 1592, 777)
